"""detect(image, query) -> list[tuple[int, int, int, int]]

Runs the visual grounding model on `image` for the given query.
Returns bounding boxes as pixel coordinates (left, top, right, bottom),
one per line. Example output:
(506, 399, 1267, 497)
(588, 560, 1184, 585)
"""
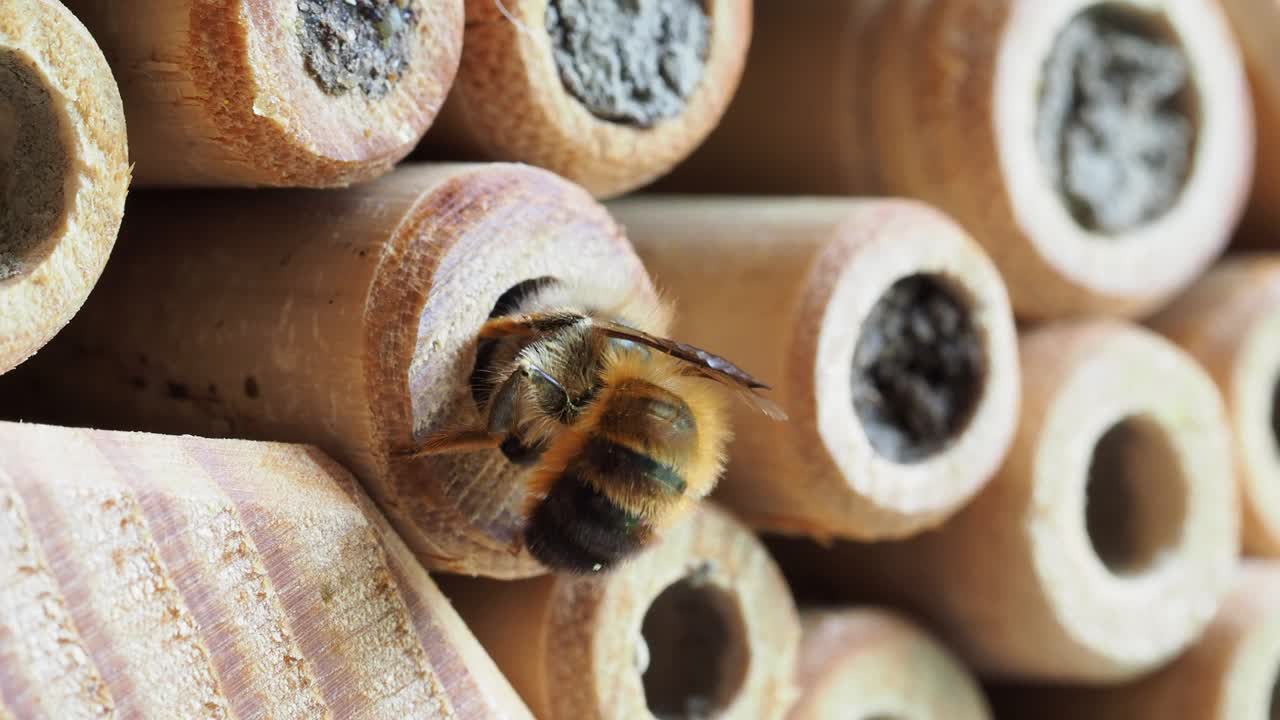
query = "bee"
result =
(404, 280, 786, 574)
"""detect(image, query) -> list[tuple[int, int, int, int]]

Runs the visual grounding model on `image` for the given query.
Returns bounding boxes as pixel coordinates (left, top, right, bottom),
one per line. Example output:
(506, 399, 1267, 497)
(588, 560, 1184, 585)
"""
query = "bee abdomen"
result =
(525, 468, 654, 573)
(581, 436, 687, 497)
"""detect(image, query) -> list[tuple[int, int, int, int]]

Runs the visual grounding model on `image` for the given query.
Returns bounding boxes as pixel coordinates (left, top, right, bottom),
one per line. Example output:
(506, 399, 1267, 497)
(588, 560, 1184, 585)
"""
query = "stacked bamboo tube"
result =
(0, 0, 129, 375)
(0, 420, 533, 718)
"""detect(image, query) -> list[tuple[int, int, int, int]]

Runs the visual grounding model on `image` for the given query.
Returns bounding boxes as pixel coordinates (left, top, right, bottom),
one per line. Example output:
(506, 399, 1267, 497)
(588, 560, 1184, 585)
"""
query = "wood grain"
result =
(0, 0, 129, 375)
(61, 0, 463, 187)
(0, 420, 534, 719)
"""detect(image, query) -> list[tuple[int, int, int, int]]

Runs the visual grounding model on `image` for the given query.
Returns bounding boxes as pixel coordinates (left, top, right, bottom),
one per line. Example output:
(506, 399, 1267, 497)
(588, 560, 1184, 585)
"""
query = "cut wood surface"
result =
(1148, 255, 1280, 556)
(0, 420, 534, 719)
(771, 319, 1239, 683)
(61, 0, 463, 187)
(0, 162, 659, 580)
(658, 0, 1253, 321)
(609, 196, 1019, 542)
(435, 504, 801, 720)
(787, 608, 991, 720)
(991, 560, 1280, 719)
(0, 0, 129, 375)
(417, 0, 750, 198)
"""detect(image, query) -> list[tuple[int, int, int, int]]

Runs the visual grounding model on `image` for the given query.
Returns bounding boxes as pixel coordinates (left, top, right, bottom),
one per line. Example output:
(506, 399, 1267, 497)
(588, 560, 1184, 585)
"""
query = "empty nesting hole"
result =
(1036, 3, 1199, 234)
(852, 274, 986, 463)
(1085, 416, 1189, 576)
(641, 576, 749, 719)
(469, 276, 563, 409)
(0, 49, 70, 283)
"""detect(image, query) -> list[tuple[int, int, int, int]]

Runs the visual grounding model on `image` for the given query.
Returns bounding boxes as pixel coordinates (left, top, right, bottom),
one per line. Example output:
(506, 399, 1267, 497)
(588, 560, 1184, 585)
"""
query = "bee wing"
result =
(591, 318, 789, 421)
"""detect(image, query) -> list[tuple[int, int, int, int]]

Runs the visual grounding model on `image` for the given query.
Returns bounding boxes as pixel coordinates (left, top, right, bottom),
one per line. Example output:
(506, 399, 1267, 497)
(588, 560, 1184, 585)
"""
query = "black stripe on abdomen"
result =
(524, 471, 653, 573)
(581, 437, 686, 496)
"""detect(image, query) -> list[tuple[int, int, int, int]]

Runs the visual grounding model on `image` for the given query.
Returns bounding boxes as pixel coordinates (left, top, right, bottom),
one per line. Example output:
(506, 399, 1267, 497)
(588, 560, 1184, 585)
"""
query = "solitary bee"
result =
(405, 281, 785, 574)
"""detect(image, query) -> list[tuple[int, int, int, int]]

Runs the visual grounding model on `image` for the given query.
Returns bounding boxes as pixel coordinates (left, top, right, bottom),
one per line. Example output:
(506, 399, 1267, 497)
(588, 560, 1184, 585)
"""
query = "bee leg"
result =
(486, 368, 552, 466)
(478, 310, 589, 339)
(395, 428, 504, 458)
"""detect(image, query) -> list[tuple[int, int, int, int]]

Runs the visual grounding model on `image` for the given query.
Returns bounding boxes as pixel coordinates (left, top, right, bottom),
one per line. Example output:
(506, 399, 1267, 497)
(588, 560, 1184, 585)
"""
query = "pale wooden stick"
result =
(658, 0, 1253, 321)
(61, 0, 462, 187)
(0, 0, 129, 375)
(435, 504, 802, 720)
(417, 0, 750, 198)
(991, 560, 1280, 719)
(1148, 255, 1280, 555)
(0, 420, 534, 719)
(771, 319, 1240, 682)
(788, 608, 991, 720)
(607, 196, 1019, 542)
(0, 162, 659, 579)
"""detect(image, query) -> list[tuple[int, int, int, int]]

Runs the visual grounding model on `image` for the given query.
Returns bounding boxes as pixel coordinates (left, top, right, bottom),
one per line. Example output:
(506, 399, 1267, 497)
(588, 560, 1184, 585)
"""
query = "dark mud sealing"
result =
(0, 50, 69, 282)
(546, 0, 711, 126)
(297, 0, 418, 98)
(852, 275, 985, 464)
(1036, 3, 1198, 234)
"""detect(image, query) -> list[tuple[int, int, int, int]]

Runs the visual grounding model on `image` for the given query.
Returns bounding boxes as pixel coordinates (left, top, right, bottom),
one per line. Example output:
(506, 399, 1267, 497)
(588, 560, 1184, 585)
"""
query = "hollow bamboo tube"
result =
(607, 195, 1020, 542)
(659, 0, 1254, 321)
(60, 0, 463, 187)
(433, 504, 801, 720)
(0, 162, 658, 580)
(1148, 255, 1280, 556)
(787, 608, 991, 720)
(416, 0, 750, 198)
(990, 560, 1280, 719)
(770, 319, 1239, 683)
(0, 0, 129, 375)
(0, 420, 534, 719)
(1217, 0, 1280, 242)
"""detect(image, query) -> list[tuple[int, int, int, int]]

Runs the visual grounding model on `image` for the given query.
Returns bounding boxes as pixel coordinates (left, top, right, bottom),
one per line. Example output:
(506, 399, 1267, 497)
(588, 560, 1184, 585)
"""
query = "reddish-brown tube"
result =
(771, 319, 1240, 683)
(659, 0, 1254, 321)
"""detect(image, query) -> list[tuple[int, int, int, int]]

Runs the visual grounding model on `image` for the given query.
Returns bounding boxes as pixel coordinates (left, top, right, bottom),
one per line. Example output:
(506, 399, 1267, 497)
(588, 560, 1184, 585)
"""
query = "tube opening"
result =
(469, 276, 563, 408)
(641, 573, 749, 719)
(1085, 415, 1188, 576)
(1036, 2, 1199, 235)
(546, 0, 710, 127)
(297, 0, 418, 98)
(852, 274, 986, 463)
(0, 50, 69, 283)
(1271, 374, 1280, 455)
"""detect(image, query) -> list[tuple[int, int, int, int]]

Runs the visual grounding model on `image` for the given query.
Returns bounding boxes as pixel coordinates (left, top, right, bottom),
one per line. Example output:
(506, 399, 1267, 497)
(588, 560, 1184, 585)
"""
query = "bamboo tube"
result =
(416, 0, 750, 198)
(434, 504, 801, 720)
(787, 608, 991, 720)
(0, 0, 129, 375)
(658, 0, 1253, 321)
(60, 0, 463, 187)
(0, 162, 658, 580)
(770, 319, 1239, 683)
(607, 196, 1020, 542)
(0, 420, 534, 719)
(990, 560, 1280, 719)
(1217, 0, 1280, 242)
(1148, 255, 1280, 556)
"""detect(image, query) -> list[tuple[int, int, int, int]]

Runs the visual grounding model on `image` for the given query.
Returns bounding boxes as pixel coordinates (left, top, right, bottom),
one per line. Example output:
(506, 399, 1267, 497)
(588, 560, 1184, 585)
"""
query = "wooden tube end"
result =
(608, 196, 1020, 542)
(435, 504, 802, 720)
(990, 560, 1280, 719)
(418, 0, 751, 198)
(0, 0, 129, 375)
(0, 421, 534, 719)
(788, 608, 991, 720)
(773, 319, 1239, 682)
(1149, 255, 1280, 556)
(63, 0, 463, 187)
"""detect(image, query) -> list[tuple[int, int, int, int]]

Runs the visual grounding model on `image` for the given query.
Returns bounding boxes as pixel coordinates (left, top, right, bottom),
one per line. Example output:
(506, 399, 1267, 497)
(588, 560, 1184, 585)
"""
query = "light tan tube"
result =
(788, 608, 991, 720)
(418, 0, 750, 198)
(608, 195, 1020, 541)
(0, 0, 129, 375)
(0, 420, 533, 719)
(991, 560, 1280, 719)
(0, 162, 658, 580)
(771, 319, 1239, 682)
(61, 0, 463, 187)
(659, 0, 1254, 321)
(435, 504, 801, 720)
(1148, 255, 1280, 555)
